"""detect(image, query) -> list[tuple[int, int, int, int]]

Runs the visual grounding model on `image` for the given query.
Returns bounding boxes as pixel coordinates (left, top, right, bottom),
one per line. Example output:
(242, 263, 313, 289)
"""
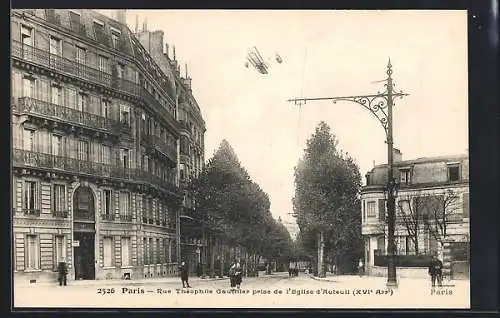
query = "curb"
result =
(15, 276, 229, 288)
(309, 275, 338, 283)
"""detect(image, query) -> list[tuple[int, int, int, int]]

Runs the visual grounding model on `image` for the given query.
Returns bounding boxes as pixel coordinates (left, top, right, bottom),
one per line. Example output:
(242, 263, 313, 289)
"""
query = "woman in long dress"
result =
(229, 263, 236, 288)
(234, 261, 242, 289)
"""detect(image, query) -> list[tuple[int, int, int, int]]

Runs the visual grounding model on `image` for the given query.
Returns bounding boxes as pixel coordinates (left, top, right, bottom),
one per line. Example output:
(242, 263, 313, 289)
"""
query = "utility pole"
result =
(287, 59, 408, 288)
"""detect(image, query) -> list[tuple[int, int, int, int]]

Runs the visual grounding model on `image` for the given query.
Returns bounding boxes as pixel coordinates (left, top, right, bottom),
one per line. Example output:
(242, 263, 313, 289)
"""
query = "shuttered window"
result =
(53, 184, 65, 213)
(121, 237, 131, 267)
(103, 237, 114, 267)
(25, 235, 40, 270)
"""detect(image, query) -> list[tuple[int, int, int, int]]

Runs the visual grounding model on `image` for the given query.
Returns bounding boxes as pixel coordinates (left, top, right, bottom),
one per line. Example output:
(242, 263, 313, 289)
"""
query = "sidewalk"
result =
(15, 275, 229, 288)
(309, 273, 469, 289)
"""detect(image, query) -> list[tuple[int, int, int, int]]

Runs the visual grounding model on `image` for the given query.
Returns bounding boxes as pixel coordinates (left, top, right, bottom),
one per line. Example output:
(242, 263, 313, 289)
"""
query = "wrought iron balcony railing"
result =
(13, 149, 179, 194)
(12, 41, 111, 86)
(143, 134, 177, 162)
(23, 209, 41, 217)
(12, 41, 177, 120)
(102, 213, 115, 221)
(15, 97, 124, 134)
(53, 210, 69, 218)
(120, 214, 133, 222)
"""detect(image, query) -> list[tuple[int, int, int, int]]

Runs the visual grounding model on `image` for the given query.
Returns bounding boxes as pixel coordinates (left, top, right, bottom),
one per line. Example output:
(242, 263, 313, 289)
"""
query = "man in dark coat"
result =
(179, 261, 191, 288)
(57, 258, 68, 286)
(428, 255, 443, 287)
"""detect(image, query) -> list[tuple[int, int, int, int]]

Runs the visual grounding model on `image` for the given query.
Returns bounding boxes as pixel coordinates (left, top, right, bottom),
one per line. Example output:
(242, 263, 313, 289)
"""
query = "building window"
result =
(121, 237, 131, 267)
(51, 85, 62, 105)
(23, 128, 35, 151)
(54, 235, 66, 267)
(25, 235, 40, 270)
(143, 237, 148, 265)
(98, 55, 109, 73)
(22, 77, 35, 98)
(111, 31, 120, 49)
(69, 11, 82, 32)
(120, 105, 130, 126)
(101, 99, 109, 118)
(156, 238, 160, 264)
(77, 93, 87, 112)
(78, 140, 89, 161)
(100, 145, 111, 164)
(49, 36, 62, 56)
(116, 63, 124, 78)
(53, 184, 66, 214)
(378, 199, 386, 221)
(93, 21, 106, 43)
(21, 25, 33, 46)
(52, 134, 62, 156)
(76, 46, 86, 64)
(23, 181, 38, 214)
(366, 201, 376, 217)
(149, 238, 154, 265)
(448, 165, 460, 182)
(102, 189, 113, 220)
(103, 237, 114, 267)
(120, 148, 129, 169)
(463, 192, 469, 218)
(119, 192, 130, 220)
(400, 168, 411, 185)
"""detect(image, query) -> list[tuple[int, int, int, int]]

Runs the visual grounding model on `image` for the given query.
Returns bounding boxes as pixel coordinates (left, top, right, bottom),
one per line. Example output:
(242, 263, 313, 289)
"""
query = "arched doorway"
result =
(73, 186, 96, 280)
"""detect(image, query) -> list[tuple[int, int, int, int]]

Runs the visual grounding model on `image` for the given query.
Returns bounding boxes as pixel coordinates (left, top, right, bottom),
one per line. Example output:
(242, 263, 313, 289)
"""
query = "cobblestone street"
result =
(14, 272, 469, 308)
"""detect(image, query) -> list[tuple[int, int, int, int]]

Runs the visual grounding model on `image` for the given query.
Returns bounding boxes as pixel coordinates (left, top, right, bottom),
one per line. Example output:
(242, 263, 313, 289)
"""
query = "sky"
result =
(99, 10, 468, 230)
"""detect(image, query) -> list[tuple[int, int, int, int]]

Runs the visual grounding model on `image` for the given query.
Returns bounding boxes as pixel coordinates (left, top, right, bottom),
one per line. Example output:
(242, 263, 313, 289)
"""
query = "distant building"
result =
(361, 150, 469, 278)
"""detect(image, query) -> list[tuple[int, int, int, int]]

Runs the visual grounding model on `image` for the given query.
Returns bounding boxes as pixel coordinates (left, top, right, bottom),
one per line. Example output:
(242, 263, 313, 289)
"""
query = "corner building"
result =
(360, 151, 469, 279)
(10, 9, 193, 283)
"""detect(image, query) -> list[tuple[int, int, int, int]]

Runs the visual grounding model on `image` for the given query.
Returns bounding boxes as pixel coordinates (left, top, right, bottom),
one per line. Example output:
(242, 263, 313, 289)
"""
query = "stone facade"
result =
(360, 152, 469, 278)
(11, 9, 204, 284)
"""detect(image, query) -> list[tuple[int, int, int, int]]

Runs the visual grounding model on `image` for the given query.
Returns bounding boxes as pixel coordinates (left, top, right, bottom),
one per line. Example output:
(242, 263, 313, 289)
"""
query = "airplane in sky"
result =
(245, 46, 283, 74)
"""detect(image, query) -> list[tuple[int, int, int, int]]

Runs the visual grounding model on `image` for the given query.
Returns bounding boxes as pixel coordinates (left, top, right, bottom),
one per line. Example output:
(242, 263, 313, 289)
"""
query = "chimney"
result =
(112, 10, 127, 25)
(393, 148, 402, 163)
(142, 18, 148, 32)
(165, 43, 169, 58)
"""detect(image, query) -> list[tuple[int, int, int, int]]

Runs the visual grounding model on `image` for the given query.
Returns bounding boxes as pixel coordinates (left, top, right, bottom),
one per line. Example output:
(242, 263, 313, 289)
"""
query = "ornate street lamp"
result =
(287, 59, 408, 288)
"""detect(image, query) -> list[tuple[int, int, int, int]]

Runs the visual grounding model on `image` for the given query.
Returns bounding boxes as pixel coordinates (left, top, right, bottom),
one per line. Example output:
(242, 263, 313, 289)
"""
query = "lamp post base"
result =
(386, 279, 398, 289)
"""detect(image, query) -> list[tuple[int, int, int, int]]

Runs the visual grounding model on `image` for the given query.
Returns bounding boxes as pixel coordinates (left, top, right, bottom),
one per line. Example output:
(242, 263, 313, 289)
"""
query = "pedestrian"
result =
(57, 258, 68, 286)
(358, 259, 364, 277)
(179, 261, 191, 288)
(234, 260, 243, 289)
(229, 261, 236, 288)
(428, 255, 443, 287)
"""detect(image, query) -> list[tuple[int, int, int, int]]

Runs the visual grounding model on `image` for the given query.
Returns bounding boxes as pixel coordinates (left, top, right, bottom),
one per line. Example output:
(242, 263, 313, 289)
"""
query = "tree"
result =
(396, 189, 461, 257)
(293, 122, 363, 276)
(190, 139, 289, 276)
(421, 189, 461, 255)
(396, 194, 425, 255)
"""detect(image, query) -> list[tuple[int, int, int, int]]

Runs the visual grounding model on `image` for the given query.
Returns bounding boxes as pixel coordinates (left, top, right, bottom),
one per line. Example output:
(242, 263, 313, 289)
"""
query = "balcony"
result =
(23, 209, 40, 217)
(12, 41, 111, 87)
(15, 97, 124, 134)
(12, 40, 178, 130)
(53, 210, 69, 218)
(179, 120, 190, 132)
(13, 149, 179, 195)
(151, 135, 177, 162)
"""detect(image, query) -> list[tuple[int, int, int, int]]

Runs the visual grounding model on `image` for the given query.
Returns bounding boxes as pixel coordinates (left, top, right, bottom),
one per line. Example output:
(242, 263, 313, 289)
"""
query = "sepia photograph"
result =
(11, 9, 469, 308)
